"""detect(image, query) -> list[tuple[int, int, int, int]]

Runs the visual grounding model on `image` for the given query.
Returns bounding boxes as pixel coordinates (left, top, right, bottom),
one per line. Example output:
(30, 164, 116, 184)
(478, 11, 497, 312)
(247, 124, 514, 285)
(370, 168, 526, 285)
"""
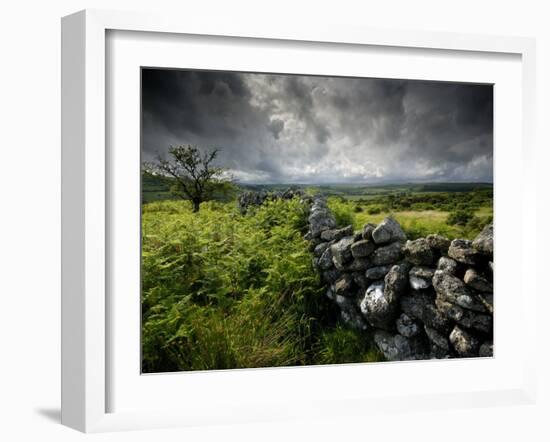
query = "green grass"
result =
(327, 197, 493, 240)
(141, 181, 493, 372)
(141, 198, 384, 372)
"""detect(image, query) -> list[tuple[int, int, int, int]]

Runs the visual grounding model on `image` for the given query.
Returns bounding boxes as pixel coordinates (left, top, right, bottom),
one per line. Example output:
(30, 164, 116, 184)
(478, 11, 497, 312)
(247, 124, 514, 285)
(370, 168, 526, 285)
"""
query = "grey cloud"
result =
(142, 68, 493, 184)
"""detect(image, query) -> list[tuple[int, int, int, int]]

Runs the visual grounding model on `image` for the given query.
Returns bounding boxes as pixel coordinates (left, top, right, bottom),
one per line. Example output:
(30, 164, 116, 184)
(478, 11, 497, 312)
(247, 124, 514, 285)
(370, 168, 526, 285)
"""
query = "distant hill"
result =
(142, 172, 492, 203)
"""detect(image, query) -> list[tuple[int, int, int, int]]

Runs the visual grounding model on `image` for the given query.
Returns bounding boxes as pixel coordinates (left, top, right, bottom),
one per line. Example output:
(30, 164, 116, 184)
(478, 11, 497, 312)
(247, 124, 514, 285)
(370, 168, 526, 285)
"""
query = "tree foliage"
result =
(144, 145, 234, 212)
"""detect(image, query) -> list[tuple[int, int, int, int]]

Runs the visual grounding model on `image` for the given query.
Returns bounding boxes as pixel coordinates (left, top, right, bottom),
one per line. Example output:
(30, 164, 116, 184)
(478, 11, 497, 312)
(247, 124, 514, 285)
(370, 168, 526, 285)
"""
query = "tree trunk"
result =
(192, 199, 201, 212)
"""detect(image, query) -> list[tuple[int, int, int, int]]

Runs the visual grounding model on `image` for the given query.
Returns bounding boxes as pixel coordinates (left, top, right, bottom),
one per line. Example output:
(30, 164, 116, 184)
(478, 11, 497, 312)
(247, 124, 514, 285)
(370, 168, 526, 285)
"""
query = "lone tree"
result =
(145, 145, 233, 212)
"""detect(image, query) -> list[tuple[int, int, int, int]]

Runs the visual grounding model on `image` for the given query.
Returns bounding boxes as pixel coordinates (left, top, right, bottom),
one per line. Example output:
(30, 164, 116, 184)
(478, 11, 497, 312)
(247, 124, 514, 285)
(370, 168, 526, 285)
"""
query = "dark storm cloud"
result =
(141, 68, 493, 184)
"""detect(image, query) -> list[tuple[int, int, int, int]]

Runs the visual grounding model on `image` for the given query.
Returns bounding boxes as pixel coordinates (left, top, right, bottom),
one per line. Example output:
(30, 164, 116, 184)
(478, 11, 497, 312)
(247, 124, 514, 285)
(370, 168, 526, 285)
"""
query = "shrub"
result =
(327, 197, 355, 227)
(367, 206, 382, 215)
(446, 209, 475, 226)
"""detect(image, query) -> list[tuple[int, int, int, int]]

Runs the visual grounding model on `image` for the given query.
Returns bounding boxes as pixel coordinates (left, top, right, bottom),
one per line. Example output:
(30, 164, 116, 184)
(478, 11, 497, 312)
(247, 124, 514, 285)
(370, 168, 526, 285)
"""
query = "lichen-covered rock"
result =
(464, 268, 493, 293)
(308, 237, 324, 252)
(308, 204, 337, 238)
(449, 326, 479, 357)
(320, 225, 354, 242)
(351, 239, 376, 258)
(374, 330, 428, 361)
(434, 297, 492, 334)
(330, 236, 355, 270)
(346, 257, 371, 272)
(313, 241, 331, 258)
(479, 340, 493, 357)
(371, 241, 403, 265)
(360, 265, 408, 330)
(448, 239, 479, 265)
(384, 263, 410, 302)
(372, 217, 407, 244)
(409, 266, 435, 290)
(365, 265, 392, 280)
(362, 223, 377, 241)
(340, 308, 368, 331)
(426, 234, 451, 252)
(478, 293, 493, 314)
(318, 247, 334, 270)
(360, 280, 393, 330)
(403, 238, 434, 265)
(396, 313, 420, 337)
(432, 270, 487, 312)
(400, 291, 451, 334)
(437, 256, 459, 275)
(422, 303, 452, 334)
(472, 223, 493, 255)
(321, 268, 340, 284)
(334, 274, 355, 297)
(424, 326, 450, 352)
(400, 291, 433, 322)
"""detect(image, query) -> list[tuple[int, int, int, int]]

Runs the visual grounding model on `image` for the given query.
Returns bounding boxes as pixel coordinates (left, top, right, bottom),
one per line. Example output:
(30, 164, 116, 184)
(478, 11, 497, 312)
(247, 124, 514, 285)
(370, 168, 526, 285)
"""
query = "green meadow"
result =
(141, 175, 492, 372)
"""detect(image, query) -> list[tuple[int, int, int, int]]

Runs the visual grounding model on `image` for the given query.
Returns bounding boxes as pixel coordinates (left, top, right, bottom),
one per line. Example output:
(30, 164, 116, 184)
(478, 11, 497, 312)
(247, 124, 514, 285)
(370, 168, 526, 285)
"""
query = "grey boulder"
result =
(403, 238, 434, 265)
(334, 274, 355, 297)
(351, 239, 376, 258)
(313, 241, 331, 258)
(435, 297, 492, 334)
(372, 217, 407, 244)
(318, 247, 334, 270)
(464, 268, 493, 293)
(432, 270, 487, 312)
(437, 256, 459, 275)
(448, 239, 479, 265)
(426, 234, 451, 252)
(371, 241, 403, 266)
(449, 326, 480, 357)
(320, 225, 354, 242)
(330, 236, 355, 270)
(409, 266, 435, 290)
(472, 223, 493, 255)
(362, 223, 377, 241)
(396, 313, 420, 338)
(479, 340, 494, 357)
(374, 330, 428, 361)
(359, 280, 395, 330)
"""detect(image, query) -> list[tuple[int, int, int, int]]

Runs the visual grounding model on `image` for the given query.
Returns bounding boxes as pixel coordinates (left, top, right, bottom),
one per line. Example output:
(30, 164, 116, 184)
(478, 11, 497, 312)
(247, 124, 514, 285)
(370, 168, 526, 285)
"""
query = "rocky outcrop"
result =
(301, 194, 494, 361)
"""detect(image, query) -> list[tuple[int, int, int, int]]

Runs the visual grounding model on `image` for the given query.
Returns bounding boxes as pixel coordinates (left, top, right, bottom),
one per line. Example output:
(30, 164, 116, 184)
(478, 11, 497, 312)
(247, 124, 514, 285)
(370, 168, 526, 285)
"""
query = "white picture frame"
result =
(61, 9, 537, 433)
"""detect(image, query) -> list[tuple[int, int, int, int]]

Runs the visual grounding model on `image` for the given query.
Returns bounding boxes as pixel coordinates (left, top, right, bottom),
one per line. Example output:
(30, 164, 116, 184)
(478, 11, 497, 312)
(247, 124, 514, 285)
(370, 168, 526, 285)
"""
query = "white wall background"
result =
(0, 0, 548, 440)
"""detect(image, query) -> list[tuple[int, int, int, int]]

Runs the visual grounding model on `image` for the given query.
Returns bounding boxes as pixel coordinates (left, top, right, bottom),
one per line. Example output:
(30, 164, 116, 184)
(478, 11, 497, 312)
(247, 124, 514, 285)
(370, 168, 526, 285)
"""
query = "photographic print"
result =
(141, 68, 494, 373)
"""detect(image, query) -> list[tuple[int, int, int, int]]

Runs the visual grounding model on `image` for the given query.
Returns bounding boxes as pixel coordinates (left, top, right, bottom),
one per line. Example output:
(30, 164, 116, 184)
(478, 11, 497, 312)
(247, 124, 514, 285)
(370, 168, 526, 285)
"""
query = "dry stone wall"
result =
(238, 189, 494, 362)
(305, 194, 494, 361)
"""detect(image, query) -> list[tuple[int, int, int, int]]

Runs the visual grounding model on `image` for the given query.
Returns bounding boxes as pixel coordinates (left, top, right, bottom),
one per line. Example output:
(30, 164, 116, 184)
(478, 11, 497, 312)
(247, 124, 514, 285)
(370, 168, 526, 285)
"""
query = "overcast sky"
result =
(141, 68, 493, 184)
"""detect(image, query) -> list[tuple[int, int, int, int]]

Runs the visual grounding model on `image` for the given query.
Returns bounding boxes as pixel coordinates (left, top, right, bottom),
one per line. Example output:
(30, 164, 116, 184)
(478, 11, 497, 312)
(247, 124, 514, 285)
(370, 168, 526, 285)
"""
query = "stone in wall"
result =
(448, 239, 479, 265)
(403, 238, 434, 266)
(409, 266, 435, 290)
(472, 223, 493, 255)
(371, 241, 404, 266)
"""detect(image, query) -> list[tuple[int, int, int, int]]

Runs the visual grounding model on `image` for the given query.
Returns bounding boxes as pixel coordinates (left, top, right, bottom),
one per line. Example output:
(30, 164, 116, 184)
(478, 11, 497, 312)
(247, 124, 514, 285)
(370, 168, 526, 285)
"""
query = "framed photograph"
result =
(61, 9, 537, 432)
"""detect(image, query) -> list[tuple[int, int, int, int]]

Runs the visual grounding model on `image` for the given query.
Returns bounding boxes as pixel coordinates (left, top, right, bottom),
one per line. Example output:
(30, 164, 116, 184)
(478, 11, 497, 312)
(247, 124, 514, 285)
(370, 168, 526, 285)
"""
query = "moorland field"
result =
(141, 173, 493, 372)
